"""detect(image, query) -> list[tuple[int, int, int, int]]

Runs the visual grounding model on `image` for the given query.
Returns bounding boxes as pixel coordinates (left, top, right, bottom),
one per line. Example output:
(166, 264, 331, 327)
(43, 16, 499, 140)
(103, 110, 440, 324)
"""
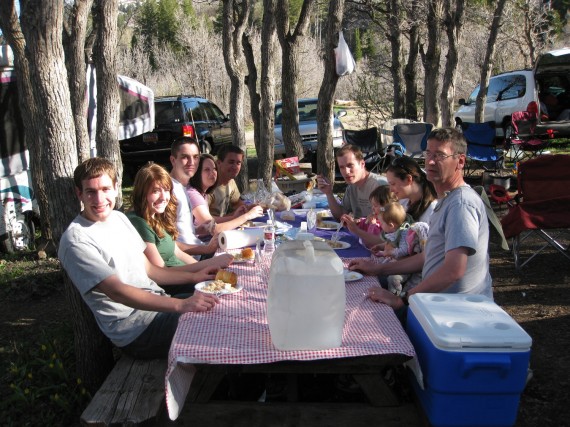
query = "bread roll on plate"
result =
(241, 247, 254, 260)
(215, 270, 238, 286)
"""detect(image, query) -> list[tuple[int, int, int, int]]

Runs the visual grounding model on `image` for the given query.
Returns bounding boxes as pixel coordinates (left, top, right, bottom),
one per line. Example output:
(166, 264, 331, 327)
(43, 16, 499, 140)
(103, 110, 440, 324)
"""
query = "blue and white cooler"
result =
(406, 293, 532, 427)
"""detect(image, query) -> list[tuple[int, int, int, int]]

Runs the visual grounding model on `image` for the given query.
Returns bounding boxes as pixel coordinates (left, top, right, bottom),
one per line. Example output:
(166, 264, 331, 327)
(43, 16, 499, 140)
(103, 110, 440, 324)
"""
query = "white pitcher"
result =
(267, 240, 346, 351)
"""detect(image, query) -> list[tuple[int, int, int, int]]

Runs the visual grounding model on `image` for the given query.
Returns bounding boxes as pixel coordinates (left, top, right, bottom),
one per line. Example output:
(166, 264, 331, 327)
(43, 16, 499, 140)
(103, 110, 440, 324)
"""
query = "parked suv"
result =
(273, 98, 347, 157)
(454, 47, 570, 139)
(120, 95, 231, 171)
(454, 70, 535, 139)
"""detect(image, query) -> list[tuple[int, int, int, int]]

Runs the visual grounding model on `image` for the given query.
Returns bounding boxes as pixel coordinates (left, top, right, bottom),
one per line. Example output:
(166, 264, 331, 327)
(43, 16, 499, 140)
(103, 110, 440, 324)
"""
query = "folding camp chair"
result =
(343, 127, 384, 172)
(501, 154, 570, 270)
(374, 118, 415, 171)
(460, 121, 503, 176)
(505, 110, 554, 162)
(392, 122, 433, 160)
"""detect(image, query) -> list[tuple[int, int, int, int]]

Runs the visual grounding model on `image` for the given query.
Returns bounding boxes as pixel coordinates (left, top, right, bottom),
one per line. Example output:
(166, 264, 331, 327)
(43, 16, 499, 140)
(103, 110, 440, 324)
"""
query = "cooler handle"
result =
(460, 354, 511, 378)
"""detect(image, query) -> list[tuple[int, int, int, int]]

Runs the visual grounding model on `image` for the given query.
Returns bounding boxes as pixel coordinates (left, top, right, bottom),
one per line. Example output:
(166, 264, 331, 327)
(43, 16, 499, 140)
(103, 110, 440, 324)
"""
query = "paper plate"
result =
(195, 280, 243, 295)
(325, 240, 351, 250)
(316, 220, 341, 230)
(292, 209, 309, 216)
(241, 221, 266, 229)
(343, 270, 363, 282)
(229, 253, 255, 263)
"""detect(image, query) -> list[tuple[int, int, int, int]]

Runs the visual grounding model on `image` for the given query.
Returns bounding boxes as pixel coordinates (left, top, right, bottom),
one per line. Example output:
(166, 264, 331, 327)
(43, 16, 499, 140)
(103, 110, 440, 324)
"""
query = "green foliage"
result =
(354, 28, 363, 62)
(0, 327, 89, 426)
(288, 0, 304, 24)
(363, 29, 376, 58)
(133, 0, 198, 67)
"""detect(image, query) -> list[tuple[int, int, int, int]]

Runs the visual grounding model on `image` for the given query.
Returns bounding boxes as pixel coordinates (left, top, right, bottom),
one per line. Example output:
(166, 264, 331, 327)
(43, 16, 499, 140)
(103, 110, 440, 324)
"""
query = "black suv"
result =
(120, 95, 232, 172)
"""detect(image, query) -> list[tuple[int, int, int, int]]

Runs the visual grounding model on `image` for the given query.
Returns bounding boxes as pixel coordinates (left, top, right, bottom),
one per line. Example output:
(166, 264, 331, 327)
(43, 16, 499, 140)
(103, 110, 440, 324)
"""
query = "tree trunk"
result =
(276, 0, 316, 160)
(475, 0, 508, 123)
(3, 0, 115, 392)
(64, 273, 114, 394)
(404, 0, 420, 121)
(222, 0, 250, 192)
(94, 0, 123, 206)
(440, 0, 465, 127)
(259, 0, 278, 190)
(63, 0, 94, 165)
(422, 0, 443, 125)
(18, 0, 79, 240)
(316, 0, 344, 183)
(387, 0, 405, 118)
(242, 35, 262, 176)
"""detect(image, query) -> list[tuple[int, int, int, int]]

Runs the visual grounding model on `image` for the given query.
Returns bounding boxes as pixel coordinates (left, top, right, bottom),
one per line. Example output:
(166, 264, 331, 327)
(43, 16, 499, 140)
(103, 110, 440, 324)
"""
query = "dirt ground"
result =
(1, 197, 569, 426)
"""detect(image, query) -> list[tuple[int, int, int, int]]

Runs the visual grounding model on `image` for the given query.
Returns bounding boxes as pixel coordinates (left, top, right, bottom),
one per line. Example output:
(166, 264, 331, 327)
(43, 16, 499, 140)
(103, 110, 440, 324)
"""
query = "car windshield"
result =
(275, 100, 318, 125)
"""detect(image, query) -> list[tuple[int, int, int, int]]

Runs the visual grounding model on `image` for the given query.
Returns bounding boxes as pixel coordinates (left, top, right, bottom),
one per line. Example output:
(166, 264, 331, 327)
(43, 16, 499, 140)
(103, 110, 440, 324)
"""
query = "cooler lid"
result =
(409, 293, 532, 351)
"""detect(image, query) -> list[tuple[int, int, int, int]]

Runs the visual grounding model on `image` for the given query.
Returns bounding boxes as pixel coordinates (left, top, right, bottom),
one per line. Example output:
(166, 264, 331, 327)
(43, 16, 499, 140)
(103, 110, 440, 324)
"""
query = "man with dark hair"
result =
(317, 144, 388, 221)
(208, 144, 260, 222)
(170, 137, 218, 257)
(58, 157, 220, 359)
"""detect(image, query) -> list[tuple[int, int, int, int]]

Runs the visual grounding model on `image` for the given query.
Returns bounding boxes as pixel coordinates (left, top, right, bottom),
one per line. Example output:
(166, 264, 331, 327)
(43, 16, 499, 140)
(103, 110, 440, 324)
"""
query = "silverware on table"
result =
(331, 221, 343, 242)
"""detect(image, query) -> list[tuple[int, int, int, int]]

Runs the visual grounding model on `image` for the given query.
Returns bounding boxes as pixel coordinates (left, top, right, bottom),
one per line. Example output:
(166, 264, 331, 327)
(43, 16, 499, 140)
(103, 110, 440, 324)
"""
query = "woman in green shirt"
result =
(128, 163, 232, 270)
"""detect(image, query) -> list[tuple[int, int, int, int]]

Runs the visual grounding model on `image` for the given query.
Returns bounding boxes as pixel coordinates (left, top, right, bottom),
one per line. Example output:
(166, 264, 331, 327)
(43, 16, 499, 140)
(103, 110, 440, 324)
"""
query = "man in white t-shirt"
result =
(317, 144, 388, 221)
(58, 158, 220, 359)
(170, 137, 218, 257)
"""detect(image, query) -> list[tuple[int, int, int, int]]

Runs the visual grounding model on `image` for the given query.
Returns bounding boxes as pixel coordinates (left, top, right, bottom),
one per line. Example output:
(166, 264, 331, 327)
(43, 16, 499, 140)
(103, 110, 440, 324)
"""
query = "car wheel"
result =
(0, 214, 35, 253)
(504, 123, 515, 144)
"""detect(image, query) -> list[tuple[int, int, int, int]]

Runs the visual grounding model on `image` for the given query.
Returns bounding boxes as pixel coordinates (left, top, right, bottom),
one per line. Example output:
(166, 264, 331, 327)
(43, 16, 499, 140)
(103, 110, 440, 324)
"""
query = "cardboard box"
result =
(274, 157, 301, 179)
(407, 293, 532, 427)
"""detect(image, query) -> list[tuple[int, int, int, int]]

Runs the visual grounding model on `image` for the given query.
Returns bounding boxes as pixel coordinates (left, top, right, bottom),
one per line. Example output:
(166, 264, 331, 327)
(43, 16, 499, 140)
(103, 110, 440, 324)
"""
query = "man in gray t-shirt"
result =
(317, 144, 388, 220)
(58, 158, 220, 359)
(349, 128, 493, 309)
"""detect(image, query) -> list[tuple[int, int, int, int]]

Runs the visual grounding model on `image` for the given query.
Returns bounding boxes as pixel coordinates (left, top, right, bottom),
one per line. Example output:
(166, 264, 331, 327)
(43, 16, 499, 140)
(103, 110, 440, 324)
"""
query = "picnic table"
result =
(164, 214, 416, 421)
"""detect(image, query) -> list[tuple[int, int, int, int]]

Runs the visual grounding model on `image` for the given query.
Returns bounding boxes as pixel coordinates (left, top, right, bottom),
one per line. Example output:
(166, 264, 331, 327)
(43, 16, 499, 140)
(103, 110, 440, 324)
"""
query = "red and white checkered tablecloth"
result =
(165, 255, 415, 420)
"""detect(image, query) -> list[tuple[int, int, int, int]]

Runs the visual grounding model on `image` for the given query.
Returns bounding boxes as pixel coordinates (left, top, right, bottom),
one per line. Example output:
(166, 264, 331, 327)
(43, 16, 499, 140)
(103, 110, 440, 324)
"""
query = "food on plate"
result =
(326, 240, 344, 249)
(317, 221, 338, 230)
(215, 270, 238, 286)
(202, 280, 239, 293)
(241, 247, 255, 260)
(316, 210, 332, 227)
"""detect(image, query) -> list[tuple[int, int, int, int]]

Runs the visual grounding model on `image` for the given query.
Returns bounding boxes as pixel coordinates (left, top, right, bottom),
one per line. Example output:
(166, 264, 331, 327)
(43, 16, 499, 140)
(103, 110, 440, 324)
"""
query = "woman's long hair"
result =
(189, 153, 217, 195)
(131, 163, 179, 240)
(387, 157, 437, 221)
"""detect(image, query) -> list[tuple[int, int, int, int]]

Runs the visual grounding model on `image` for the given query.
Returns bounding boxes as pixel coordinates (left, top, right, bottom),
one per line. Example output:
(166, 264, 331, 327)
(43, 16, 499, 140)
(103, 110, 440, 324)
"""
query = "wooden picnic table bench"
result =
(80, 355, 166, 427)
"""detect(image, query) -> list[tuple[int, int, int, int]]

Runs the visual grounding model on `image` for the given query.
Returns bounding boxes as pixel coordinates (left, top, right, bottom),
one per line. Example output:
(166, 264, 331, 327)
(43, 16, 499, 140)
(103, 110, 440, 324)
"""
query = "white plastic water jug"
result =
(267, 240, 346, 350)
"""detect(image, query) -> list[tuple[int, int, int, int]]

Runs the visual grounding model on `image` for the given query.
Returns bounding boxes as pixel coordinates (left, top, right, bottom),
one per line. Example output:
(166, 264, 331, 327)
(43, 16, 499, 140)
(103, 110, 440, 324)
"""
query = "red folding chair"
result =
(506, 110, 555, 162)
(501, 154, 570, 270)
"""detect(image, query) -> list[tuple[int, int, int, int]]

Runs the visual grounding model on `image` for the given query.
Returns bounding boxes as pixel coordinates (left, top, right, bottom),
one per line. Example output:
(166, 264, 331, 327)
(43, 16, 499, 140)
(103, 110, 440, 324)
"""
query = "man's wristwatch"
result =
(399, 291, 409, 306)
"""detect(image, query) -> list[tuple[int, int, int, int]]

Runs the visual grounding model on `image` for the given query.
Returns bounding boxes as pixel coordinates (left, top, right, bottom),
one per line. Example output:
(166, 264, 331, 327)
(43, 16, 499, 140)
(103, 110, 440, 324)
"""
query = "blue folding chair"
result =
(460, 121, 503, 175)
(392, 122, 433, 160)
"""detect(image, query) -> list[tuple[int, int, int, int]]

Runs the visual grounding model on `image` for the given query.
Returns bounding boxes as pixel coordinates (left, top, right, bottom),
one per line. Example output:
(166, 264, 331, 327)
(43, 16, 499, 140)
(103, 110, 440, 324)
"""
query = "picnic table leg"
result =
(187, 365, 227, 403)
(352, 373, 400, 407)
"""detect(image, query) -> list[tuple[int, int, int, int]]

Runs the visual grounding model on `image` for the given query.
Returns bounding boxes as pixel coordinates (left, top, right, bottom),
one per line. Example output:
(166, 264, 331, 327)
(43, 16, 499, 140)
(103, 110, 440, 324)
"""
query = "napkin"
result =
(218, 229, 264, 251)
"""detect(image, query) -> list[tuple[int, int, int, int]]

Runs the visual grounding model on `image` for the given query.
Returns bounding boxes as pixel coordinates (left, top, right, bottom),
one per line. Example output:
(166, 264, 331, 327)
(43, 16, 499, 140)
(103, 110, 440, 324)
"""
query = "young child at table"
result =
(372, 202, 429, 296)
(342, 185, 397, 248)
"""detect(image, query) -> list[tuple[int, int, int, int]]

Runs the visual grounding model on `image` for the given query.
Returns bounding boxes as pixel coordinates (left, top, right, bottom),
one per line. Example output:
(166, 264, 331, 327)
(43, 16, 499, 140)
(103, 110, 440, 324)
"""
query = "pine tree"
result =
(354, 28, 363, 62)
